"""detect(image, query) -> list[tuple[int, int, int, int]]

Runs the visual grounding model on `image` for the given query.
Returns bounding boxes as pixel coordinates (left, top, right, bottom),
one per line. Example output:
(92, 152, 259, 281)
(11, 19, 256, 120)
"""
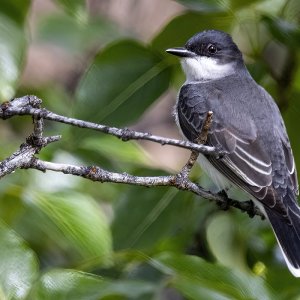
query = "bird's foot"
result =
(216, 190, 231, 210)
(244, 200, 256, 218)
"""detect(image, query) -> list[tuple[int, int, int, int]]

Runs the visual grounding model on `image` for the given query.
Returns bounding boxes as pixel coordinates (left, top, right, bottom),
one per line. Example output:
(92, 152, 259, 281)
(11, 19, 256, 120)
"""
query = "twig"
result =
(0, 95, 264, 219)
(26, 159, 264, 218)
(0, 135, 61, 179)
(0, 96, 221, 156)
(179, 111, 214, 179)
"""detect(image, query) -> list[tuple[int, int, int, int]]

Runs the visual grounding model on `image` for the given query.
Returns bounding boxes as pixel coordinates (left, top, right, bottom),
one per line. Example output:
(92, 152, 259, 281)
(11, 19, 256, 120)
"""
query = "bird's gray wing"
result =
(274, 112, 298, 195)
(177, 83, 296, 214)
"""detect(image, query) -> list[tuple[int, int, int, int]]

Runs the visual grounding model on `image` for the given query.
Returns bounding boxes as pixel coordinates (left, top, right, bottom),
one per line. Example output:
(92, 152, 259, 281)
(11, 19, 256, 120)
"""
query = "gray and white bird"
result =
(166, 29, 300, 277)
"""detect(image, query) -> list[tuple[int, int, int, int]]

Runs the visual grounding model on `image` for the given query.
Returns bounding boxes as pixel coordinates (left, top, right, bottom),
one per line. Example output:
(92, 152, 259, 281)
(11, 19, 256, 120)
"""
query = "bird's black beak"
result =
(166, 47, 195, 58)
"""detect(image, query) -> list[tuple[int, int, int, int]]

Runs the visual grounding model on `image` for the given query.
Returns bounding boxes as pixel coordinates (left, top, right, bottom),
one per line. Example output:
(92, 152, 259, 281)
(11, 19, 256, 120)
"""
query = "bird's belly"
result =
(198, 154, 232, 192)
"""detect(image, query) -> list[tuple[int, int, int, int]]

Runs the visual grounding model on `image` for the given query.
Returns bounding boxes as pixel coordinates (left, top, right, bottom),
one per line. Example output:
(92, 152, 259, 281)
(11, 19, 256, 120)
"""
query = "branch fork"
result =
(0, 96, 264, 219)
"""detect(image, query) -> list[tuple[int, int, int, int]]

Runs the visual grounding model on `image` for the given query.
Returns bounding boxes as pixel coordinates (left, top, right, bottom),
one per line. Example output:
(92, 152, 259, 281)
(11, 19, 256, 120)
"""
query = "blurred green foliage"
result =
(0, 0, 299, 299)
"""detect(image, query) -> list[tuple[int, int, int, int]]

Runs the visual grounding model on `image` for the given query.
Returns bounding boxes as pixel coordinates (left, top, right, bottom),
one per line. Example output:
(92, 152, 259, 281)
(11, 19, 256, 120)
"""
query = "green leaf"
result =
(27, 192, 112, 264)
(54, 0, 87, 20)
(206, 213, 248, 272)
(112, 183, 201, 253)
(262, 15, 300, 48)
(265, 264, 300, 300)
(0, 0, 31, 26)
(112, 187, 180, 250)
(0, 14, 27, 101)
(175, 0, 260, 12)
(172, 279, 233, 300)
(75, 40, 172, 126)
(151, 12, 233, 51)
(229, 0, 261, 10)
(175, 0, 227, 12)
(152, 252, 274, 300)
(30, 269, 155, 300)
(0, 221, 39, 300)
(80, 136, 150, 167)
(152, 253, 275, 300)
(283, 91, 300, 180)
(37, 14, 119, 55)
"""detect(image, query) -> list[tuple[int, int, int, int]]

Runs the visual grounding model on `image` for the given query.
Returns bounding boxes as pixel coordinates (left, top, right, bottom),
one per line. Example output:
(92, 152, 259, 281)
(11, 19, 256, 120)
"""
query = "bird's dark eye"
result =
(207, 44, 217, 54)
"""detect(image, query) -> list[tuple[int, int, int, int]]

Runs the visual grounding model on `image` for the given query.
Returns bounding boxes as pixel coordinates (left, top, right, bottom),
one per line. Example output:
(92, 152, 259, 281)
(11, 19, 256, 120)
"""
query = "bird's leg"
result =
(215, 191, 262, 219)
(216, 189, 232, 210)
(244, 200, 256, 218)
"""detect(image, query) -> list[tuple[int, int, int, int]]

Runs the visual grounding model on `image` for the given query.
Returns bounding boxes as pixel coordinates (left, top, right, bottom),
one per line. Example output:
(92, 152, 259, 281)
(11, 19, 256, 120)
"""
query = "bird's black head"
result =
(166, 30, 245, 81)
(185, 30, 243, 63)
(167, 30, 243, 64)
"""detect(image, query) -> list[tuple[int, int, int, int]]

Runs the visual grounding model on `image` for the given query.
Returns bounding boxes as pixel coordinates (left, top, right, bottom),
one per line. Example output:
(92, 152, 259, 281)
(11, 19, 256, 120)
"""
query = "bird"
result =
(166, 29, 300, 277)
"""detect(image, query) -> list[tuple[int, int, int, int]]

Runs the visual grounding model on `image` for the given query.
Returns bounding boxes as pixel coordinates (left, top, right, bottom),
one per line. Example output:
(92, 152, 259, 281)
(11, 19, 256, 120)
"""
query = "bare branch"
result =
(0, 135, 61, 179)
(0, 95, 264, 219)
(27, 158, 264, 219)
(0, 96, 223, 157)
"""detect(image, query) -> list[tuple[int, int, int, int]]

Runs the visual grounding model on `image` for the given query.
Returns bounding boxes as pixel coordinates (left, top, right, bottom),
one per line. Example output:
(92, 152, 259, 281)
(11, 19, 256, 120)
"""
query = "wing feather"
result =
(177, 82, 296, 215)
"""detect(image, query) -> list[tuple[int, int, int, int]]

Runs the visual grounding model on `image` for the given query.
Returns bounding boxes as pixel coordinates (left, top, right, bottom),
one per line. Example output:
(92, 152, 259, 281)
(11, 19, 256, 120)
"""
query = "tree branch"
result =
(0, 96, 222, 157)
(0, 95, 264, 219)
(26, 158, 263, 218)
(0, 135, 61, 179)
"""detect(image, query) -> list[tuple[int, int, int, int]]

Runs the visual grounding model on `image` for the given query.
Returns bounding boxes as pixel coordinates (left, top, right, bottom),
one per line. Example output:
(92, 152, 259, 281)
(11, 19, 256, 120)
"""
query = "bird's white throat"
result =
(181, 56, 235, 82)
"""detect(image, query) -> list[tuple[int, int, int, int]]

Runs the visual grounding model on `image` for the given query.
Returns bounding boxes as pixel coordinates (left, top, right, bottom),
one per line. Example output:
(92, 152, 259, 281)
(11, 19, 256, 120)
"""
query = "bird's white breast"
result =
(181, 56, 235, 82)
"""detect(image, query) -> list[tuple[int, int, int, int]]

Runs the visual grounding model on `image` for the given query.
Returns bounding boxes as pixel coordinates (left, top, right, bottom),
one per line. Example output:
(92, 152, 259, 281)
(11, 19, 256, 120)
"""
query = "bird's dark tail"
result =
(264, 195, 300, 277)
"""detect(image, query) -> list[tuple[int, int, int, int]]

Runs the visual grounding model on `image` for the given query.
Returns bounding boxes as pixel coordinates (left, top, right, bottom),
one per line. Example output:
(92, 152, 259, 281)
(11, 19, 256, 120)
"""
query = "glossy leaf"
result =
(112, 184, 199, 251)
(113, 187, 179, 250)
(29, 269, 155, 300)
(153, 252, 274, 300)
(27, 192, 112, 264)
(75, 40, 172, 126)
(0, 221, 39, 299)
(80, 136, 149, 166)
(37, 14, 119, 54)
